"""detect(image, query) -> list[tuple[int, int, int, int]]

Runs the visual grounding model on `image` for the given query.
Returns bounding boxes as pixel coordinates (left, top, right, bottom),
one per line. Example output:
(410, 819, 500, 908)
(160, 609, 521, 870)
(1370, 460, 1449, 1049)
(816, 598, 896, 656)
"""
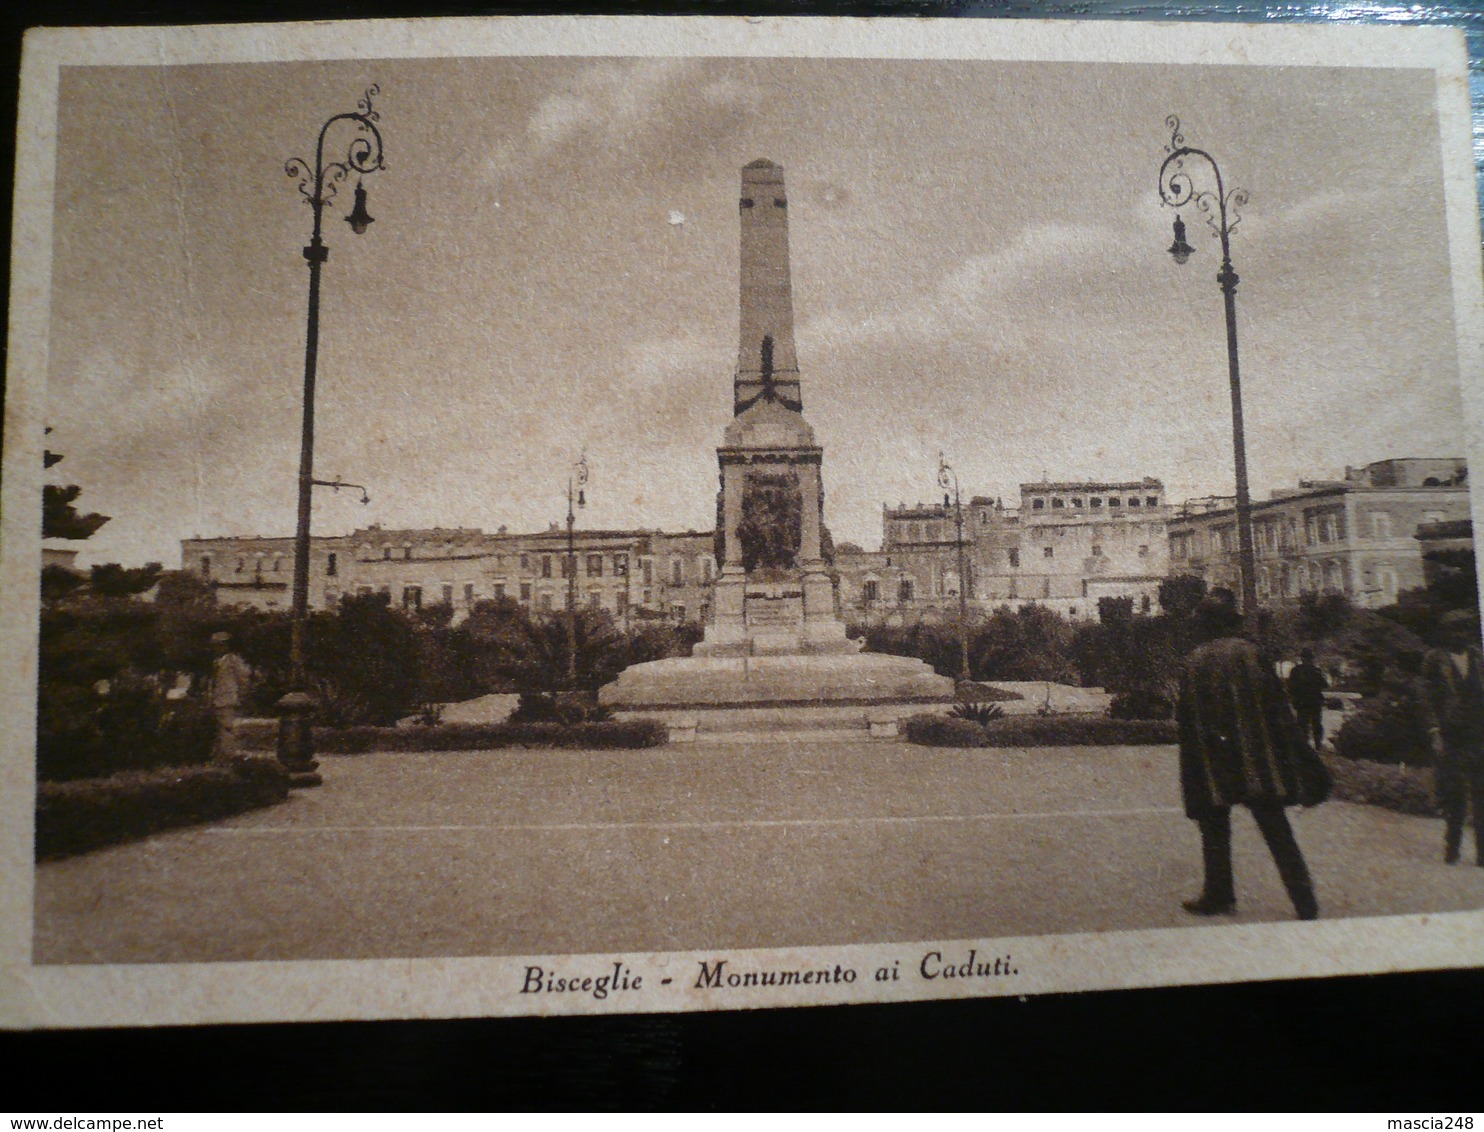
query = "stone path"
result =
(33, 740, 1484, 964)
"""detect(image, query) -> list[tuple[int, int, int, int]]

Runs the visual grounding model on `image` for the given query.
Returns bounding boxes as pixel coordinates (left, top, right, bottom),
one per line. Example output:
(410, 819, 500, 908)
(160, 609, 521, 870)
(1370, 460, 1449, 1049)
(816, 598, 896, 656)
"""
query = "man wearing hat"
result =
(1419, 609, 1484, 866)
(208, 631, 253, 760)
(1176, 588, 1323, 920)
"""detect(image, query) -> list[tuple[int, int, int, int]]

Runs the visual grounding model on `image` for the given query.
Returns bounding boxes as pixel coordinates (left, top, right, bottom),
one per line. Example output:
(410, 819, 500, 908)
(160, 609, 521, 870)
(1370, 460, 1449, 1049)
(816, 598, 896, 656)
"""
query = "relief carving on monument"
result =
(737, 471, 802, 574)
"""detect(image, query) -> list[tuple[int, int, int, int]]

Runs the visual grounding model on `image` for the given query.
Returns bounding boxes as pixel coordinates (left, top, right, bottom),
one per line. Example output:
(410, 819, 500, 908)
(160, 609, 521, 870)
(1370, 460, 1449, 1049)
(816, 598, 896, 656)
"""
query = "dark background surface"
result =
(4, 0, 1484, 1111)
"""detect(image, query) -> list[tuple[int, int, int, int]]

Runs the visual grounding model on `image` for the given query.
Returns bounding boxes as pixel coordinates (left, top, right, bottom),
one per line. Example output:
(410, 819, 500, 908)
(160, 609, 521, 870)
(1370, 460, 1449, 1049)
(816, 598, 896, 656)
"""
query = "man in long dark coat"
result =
(1286, 647, 1328, 750)
(1177, 590, 1320, 920)
(1418, 610, 1484, 866)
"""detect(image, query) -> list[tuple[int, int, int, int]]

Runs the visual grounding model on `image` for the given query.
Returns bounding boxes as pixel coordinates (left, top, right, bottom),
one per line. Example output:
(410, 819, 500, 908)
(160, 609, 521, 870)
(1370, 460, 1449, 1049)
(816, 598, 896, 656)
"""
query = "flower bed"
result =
(36, 755, 289, 860)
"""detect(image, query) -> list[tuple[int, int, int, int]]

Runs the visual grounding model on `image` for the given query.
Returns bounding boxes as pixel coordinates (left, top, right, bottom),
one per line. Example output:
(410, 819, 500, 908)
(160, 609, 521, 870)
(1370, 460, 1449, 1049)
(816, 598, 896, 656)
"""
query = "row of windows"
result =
(1030, 495, 1160, 512)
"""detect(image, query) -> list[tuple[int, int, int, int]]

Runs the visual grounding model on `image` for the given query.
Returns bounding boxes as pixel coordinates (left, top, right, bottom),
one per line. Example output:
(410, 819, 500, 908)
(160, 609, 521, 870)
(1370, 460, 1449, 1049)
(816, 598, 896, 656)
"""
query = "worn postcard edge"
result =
(3, 15, 1482, 1029)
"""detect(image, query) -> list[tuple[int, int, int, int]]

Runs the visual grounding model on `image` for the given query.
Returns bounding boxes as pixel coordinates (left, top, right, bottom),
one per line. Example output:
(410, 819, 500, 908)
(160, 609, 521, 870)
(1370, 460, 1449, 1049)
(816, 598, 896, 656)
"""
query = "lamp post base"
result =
(275, 690, 322, 789)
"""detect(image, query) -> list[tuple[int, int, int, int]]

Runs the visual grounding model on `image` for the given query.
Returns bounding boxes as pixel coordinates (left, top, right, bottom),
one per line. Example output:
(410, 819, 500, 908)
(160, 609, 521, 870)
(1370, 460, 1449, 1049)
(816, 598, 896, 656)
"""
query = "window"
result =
(520, 554, 530, 572)
(898, 578, 915, 602)
(702, 559, 714, 583)
(1072, 498, 1084, 509)
(540, 593, 552, 611)
(587, 554, 603, 577)
(979, 511, 990, 526)
(1032, 498, 1045, 510)
(863, 580, 880, 602)
(561, 556, 573, 579)
(383, 547, 392, 560)
(1108, 498, 1121, 508)
(589, 591, 603, 610)
(1369, 511, 1393, 539)
(403, 546, 412, 560)
(672, 559, 684, 585)
(672, 604, 687, 622)
(200, 555, 211, 578)
(442, 584, 454, 606)
(402, 585, 422, 610)
(272, 557, 282, 572)
(614, 553, 629, 577)
(1007, 548, 1019, 569)
(520, 583, 532, 603)
(1138, 544, 1149, 557)
(1146, 497, 1159, 508)
(541, 556, 553, 579)
(466, 583, 477, 602)
(615, 591, 628, 615)
(642, 559, 653, 585)
(236, 557, 245, 574)
(1129, 497, 1141, 508)
(325, 552, 337, 577)
(324, 587, 338, 607)
(1091, 545, 1102, 557)
(1051, 497, 1065, 509)
(1043, 546, 1054, 559)
(1090, 497, 1102, 509)
(1141, 595, 1152, 613)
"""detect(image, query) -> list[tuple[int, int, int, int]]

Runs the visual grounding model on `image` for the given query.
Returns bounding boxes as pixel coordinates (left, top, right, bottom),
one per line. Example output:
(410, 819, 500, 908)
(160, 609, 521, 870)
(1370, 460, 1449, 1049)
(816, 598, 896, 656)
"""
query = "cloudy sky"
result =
(42, 54, 1464, 566)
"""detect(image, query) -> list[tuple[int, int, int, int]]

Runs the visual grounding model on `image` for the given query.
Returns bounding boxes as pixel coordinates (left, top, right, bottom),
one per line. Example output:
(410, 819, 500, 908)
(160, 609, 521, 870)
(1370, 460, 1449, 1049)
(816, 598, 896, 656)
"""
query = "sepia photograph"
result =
(3, 15, 1483, 1028)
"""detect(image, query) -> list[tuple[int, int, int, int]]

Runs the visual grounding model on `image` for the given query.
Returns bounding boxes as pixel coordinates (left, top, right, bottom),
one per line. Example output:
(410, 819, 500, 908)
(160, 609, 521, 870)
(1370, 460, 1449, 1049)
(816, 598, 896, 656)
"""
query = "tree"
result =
(42, 436, 110, 541)
(1158, 574, 1207, 620)
(89, 562, 163, 598)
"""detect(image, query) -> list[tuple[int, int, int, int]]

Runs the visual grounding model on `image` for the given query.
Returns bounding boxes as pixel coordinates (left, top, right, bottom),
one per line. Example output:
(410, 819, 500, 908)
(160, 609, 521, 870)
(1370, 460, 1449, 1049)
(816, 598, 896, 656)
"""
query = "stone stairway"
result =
(616, 703, 920, 743)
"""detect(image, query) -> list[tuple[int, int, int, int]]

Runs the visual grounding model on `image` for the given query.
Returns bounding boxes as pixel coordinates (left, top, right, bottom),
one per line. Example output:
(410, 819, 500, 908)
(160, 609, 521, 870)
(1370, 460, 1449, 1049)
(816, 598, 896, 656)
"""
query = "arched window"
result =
(898, 578, 914, 602)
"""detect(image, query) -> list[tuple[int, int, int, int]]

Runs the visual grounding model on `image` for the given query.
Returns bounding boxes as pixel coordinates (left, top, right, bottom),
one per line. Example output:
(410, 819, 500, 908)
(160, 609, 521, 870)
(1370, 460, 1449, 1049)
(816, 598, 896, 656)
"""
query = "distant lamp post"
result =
(1158, 115, 1258, 619)
(937, 452, 971, 685)
(277, 87, 386, 786)
(565, 452, 590, 689)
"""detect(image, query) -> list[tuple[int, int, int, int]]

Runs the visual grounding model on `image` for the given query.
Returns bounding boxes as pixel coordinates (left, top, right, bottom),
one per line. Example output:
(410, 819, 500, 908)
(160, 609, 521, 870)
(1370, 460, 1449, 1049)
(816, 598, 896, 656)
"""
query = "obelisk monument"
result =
(699, 158, 855, 657)
(599, 161, 953, 720)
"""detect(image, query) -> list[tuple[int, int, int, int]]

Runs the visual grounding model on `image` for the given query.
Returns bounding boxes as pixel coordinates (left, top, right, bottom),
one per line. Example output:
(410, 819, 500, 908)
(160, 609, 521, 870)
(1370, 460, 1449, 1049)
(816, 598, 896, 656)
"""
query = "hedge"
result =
(36, 755, 290, 860)
(901, 715, 986, 748)
(314, 718, 668, 754)
(1324, 754, 1438, 817)
(980, 715, 1178, 747)
(904, 712, 1178, 749)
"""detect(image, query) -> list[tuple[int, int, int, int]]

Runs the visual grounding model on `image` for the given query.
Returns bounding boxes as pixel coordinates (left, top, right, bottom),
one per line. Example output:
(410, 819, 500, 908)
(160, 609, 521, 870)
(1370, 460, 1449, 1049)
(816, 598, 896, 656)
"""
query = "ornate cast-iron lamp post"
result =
(1159, 115, 1259, 618)
(937, 452, 971, 685)
(277, 87, 386, 786)
(565, 453, 590, 689)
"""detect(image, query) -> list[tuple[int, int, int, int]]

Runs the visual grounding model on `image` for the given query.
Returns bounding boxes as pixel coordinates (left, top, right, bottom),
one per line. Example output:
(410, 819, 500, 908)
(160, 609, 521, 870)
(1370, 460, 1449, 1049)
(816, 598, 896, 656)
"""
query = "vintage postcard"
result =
(3, 15, 1482, 1028)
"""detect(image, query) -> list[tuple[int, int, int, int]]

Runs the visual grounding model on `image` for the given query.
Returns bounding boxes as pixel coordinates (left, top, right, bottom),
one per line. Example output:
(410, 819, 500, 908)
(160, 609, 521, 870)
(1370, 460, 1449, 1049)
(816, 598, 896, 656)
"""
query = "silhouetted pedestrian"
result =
(1419, 610, 1484, 866)
(1177, 589, 1327, 920)
(1287, 647, 1329, 750)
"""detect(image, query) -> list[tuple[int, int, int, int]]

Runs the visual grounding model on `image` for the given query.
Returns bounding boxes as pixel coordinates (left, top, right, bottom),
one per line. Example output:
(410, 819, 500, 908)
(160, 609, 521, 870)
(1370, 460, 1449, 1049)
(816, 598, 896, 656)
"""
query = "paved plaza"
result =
(33, 741, 1484, 964)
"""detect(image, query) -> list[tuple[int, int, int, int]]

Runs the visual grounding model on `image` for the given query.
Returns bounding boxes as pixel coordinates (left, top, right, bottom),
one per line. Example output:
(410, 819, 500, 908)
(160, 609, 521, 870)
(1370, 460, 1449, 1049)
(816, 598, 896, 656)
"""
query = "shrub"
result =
(1323, 754, 1438, 817)
(35, 756, 289, 860)
(509, 691, 612, 725)
(901, 715, 986, 748)
(981, 714, 1177, 747)
(313, 718, 667, 754)
(1332, 691, 1431, 766)
(949, 701, 1006, 726)
(1107, 688, 1174, 721)
(38, 683, 218, 782)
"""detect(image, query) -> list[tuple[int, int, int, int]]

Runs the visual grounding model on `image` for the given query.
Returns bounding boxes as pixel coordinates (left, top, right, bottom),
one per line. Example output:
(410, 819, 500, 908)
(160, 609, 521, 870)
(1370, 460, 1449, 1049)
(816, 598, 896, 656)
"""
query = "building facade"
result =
(180, 525, 718, 626)
(833, 478, 1170, 623)
(1167, 458, 1471, 608)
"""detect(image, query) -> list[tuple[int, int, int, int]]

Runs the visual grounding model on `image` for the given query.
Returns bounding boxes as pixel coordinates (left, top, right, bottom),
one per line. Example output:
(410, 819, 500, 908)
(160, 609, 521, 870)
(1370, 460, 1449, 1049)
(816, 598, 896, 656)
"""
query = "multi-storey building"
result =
(180, 525, 718, 626)
(833, 478, 1170, 623)
(1167, 458, 1471, 607)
